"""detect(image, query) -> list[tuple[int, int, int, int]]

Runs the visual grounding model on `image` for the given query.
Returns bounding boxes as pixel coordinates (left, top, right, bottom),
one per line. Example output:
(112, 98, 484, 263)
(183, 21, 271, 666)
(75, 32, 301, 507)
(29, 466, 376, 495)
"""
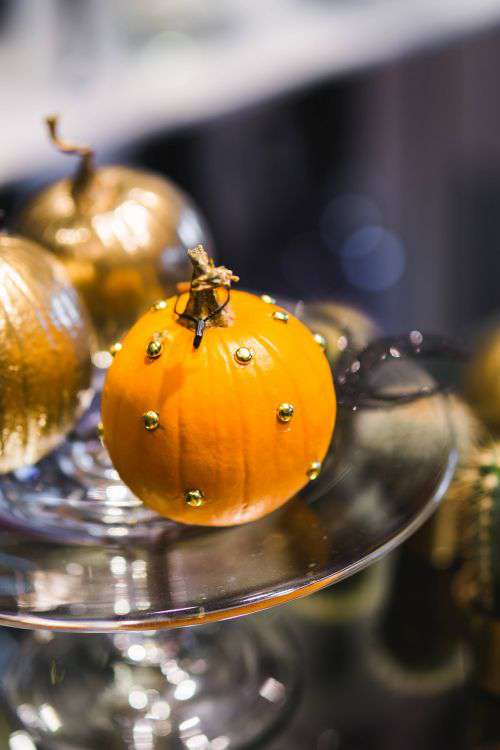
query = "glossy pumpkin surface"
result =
(16, 118, 209, 349)
(0, 234, 93, 472)
(102, 252, 336, 526)
(465, 327, 500, 433)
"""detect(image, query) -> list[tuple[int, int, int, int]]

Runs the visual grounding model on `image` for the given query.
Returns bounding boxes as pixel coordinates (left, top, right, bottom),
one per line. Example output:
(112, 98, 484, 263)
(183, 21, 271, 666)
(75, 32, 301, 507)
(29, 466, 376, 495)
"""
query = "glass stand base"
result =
(4, 618, 299, 750)
(0, 383, 172, 544)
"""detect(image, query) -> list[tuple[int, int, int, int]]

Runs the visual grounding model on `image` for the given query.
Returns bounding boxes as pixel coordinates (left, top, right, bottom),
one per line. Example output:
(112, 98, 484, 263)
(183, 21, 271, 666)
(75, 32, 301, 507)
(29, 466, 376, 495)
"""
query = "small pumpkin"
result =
(298, 300, 379, 370)
(465, 326, 500, 434)
(0, 232, 93, 472)
(101, 246, 336, 526)
(16, 116, 212, 350)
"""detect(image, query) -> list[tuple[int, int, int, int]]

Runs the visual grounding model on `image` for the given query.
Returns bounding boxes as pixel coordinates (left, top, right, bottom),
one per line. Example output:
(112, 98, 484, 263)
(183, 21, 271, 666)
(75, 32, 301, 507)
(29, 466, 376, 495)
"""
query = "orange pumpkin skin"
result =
(102, 289, 336, 526)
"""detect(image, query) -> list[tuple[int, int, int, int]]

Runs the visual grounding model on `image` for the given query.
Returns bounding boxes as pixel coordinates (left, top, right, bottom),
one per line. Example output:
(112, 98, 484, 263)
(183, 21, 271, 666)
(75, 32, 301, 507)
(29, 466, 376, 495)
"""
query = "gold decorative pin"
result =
(261, 294, 276, 305)
(272, 311, 288, 323)
(234, 346, 254, 364)
(146, 339, 162, 359)
(307, 461, 322, 480)
(143, 410, 160, 431)
(151, 300, 168, 311)
(313, 332, 327, 351)
(185, 489, 205, 507)
(109, 342, 122, 357)
(277, 403, 294, 423)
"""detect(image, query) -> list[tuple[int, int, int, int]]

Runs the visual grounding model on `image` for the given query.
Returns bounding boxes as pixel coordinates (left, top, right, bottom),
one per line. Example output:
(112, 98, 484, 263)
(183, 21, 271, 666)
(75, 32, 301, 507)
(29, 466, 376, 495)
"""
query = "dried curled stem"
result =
(178, 245, 237, 334)
(45, 114, 94, 201)
(188, 245, 239, 291)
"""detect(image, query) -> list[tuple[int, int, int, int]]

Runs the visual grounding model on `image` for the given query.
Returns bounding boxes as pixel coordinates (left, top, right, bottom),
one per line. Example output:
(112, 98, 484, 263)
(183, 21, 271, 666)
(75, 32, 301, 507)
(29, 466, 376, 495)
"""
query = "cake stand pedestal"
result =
(0, 353, 459, 749)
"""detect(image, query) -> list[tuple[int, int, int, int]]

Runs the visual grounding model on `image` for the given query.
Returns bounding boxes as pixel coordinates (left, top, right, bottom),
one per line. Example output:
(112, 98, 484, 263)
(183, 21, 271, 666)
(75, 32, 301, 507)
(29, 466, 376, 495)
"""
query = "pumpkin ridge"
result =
(0, 278, 32, 461)
(221, 331, 250, 519)
(257, 331, 310, 465)
(15, 247, 80, 446)
(247, 334, 282, 512)
(8, 253, 74, 433)
(6, 256, 57, 345)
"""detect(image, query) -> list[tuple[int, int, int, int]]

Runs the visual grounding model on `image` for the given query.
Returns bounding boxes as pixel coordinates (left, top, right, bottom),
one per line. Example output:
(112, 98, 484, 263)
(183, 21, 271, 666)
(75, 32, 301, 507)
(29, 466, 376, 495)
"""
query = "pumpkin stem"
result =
(177, 245, 239, 334)
(45, 114, 94, 202)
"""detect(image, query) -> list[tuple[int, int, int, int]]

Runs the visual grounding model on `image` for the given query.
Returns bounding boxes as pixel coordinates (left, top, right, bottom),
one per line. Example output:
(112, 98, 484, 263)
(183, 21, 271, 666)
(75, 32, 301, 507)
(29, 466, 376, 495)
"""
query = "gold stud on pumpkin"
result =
(151, 300, 168, 312)
(185, 489, 205, 507)
(313, 332, 327, 351)
(146, 339, 162, 359)
(307, 461, 322, 480)
(261, 294, 276, 305)
(234, 346, 254, 365)
(277, 403, 295, 423)
(272, 311, 289, 323)
(109, 342, 122, 357)
(143, 410, 160, 431)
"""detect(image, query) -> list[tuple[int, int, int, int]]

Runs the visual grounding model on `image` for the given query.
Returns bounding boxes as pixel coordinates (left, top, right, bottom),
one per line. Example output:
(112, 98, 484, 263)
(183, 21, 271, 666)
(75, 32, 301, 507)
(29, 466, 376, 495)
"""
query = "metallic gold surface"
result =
(109, 342, 122, 357)
(151, 300, 168, 312)
(146, 340, 162, 359)
(234, 346, 253, 364)
(300, 301, 380, 368)
(261, 294, 276, 305)
(185, 489, 205, 507)
(0, 234, 93, 472)
(272, 311, 289, 323)
(277, 403, 294, 423)
(465, 327, 500, 434)
(313, 332, 327, 351)
(16, 119, 210, 349)
(307, 461, 322, 480)
(143, 411, 160, 431)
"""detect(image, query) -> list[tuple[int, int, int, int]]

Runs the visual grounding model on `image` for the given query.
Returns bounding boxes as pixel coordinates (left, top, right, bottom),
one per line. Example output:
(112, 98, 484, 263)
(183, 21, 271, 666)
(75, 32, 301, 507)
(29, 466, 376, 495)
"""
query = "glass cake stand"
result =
(0, 341, 461, 749)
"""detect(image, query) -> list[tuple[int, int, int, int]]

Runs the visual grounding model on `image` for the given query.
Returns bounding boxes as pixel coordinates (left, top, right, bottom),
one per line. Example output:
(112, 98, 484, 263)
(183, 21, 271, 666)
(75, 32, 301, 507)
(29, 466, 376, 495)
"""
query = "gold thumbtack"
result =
(146, 339, 162, 359)
(185, 489, 205, 507)
(272, 311, 289, 323)
(151, 300, 168, 311)
(109, 342, 122, 357)
(307, 461, 322, 480)
(313, 333, 327, 351)
(143, 410, 160, 431)
(277, 403, 294, 423)
(261, 294, 276, 305)
(234, 346, 254, 364)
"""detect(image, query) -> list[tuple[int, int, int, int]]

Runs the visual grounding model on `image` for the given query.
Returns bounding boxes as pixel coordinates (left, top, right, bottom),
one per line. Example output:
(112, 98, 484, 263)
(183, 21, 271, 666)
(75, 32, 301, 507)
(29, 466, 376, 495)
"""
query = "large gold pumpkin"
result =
(16, 116, 211, 349)
(465, 326, 500, 433)
(0, 233, 93, 472)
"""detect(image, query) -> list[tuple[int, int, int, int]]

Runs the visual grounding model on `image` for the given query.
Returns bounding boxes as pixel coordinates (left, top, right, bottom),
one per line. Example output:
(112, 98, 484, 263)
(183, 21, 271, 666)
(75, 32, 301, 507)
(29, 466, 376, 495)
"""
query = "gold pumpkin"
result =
(465, 326, 500, 434)
(16, 116, 210, 349)
(0, 233, 94, 472)
(299, 300, 379, 369)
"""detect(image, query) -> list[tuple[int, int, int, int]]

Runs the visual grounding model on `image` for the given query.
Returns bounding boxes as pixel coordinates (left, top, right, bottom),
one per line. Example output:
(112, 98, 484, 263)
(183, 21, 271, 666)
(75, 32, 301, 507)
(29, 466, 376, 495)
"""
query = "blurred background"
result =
(2, 0, 500, 336)
(1, 1, 500, 749)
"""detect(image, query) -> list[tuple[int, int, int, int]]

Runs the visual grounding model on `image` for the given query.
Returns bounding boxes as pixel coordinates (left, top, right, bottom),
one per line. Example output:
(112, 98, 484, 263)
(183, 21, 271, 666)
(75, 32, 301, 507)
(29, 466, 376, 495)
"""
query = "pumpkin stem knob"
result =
(177, 245, 238, 340)
(45, 114, 94, 202)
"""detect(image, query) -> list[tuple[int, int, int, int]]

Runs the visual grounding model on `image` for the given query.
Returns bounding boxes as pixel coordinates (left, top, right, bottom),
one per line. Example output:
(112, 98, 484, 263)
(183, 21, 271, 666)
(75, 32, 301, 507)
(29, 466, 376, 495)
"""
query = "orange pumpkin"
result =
(102, 246, 336, 526)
